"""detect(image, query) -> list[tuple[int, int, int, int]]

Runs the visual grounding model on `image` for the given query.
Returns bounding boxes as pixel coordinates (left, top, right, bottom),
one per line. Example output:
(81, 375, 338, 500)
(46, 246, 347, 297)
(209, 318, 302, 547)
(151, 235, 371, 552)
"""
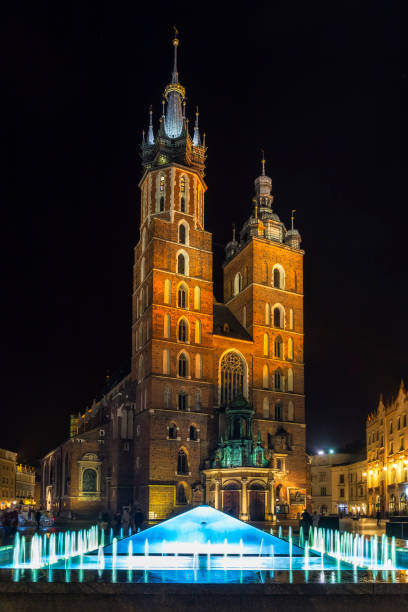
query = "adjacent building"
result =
(15, 464, 36, 505)
(311, 453, 367, 515)
(0, 448, 17, 508)
(366, 380, 408, 515)
(41, 35, 308, 522)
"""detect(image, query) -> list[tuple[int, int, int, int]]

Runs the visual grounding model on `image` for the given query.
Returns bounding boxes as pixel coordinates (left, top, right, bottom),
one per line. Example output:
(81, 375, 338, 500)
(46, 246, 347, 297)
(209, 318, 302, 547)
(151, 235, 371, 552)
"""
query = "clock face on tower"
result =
(159, 155, 167, 165)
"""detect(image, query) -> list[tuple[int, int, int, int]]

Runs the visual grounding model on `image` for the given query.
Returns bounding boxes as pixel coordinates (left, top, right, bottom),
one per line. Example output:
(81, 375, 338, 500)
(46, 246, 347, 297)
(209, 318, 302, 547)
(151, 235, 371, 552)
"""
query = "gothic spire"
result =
(164, 30, 185, 139)
(193, 106, 201, 146)
(147, 106, 154, 145)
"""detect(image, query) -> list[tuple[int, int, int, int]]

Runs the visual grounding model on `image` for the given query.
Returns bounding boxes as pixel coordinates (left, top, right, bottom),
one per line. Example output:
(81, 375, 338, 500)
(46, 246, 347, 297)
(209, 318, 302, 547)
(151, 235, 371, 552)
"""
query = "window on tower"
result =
(180, 176, 185, 192)
(189, 425, 198, 441)
(274, 336, 283, 359)
(180, 197, 186, 212)
(178, 391, 187, 411)
(178, 319, 188, 343)
(273, 306, 284, 328)
(168, 423, 177, 439)
(160, 176, 165, 191)
(220, 351, 245, 405)
(274, 403, 283, 421)
(178, 353, 188, 378)
(274, 370, 282, 391)
(178, 253, 186, 275)
(177, 483, 187, 503)
(177, 450, 189, 474)
(233, 272, 243, 296)
(159, 196, 165, 212)
(178, 285, 187, 308)
(179, 224, 186, 244)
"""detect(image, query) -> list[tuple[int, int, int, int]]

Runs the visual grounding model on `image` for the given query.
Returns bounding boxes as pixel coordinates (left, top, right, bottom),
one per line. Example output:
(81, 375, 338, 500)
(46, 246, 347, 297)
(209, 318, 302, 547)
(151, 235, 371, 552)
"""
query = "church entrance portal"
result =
(223, 482, 241, 517)
(249, 483, 265, 521)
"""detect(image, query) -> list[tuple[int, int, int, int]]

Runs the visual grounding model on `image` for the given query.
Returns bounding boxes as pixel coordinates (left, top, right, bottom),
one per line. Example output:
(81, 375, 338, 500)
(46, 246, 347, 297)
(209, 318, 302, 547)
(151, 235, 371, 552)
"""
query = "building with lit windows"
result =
(0, 448, 17, 509)
(41, 36, 308, 522)
(15, 464, 36, 505)
(366, 380, 408, 515)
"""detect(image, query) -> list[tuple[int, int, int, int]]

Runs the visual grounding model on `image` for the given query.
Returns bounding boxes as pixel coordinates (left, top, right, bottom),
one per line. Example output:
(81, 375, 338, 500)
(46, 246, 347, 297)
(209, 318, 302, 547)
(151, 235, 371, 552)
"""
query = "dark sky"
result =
(3, 2, 408, 463)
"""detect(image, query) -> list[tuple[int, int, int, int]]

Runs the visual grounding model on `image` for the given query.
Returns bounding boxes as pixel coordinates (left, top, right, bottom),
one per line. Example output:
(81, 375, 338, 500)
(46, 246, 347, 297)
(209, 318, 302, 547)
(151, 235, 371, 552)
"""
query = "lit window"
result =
(160, 176, 165, 192)
(180, 176, 185, 193)
(233, 273, 242, 296)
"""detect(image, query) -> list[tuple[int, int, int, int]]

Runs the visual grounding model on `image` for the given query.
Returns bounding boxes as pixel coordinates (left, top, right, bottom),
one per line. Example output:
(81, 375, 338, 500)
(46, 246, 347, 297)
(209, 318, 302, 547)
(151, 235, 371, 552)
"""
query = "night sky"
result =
(3, 2, 408, 463)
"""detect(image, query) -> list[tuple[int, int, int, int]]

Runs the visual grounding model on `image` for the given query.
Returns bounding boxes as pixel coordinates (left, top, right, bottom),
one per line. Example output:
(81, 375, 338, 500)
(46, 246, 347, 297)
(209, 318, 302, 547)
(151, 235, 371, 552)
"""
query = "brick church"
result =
(41, 35, 307, 523)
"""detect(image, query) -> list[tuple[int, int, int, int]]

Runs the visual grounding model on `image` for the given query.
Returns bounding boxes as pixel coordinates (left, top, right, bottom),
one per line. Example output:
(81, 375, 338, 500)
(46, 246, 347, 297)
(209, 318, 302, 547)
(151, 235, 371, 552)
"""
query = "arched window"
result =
(164, 314, 171, 338)
(288, 337, 294, 360)
(177, 284, 187, 308)
(138, 355, 144, 382)
(180, 176, 185, 193)
(195, 319, 201, 344)
(275, 403, 283, 421)
(262, 364, 269, 389)
(264, 262, 268, 284)
(142, 227, 147, 251)
(178, 253, 186, 275)
(273, 265, 285, 289)
(168, 423, 177, 439)
(177, 450, 188, 475)
(220, 351, 245, 405)
(140, 257, 145, 283)
(180, 196, 186, 212)
(164, 277, 171, 304)
(263, 397, 269, 418)
(178, 391, 187, 411)
(179, 223, 186, 244)
(189, 425, 198, 441)
(265, 303, 271, 326)
(274, 336, 283, 359)
(164, 386, 171, 408)
(273, 306, 284, 328)
(138, 325, 143, 349)
(177, 483, 187, 503)
(243, 305, 247, 328)
(263, 333, 269, 356)
(178, 319, 188, 343)
(289, 308, 294, 330)
(288, 401, 294, 421)
(178, 353, 188, 377)
(287, 368, 294, 392)
(160, 176, 165, 192)
(159, 196, 164, 212)
(233, 272, 242, 296)
(195, 353, 202, 379)
(194, 286, 200, 310)
(82, 469, 97, 493)
(195, 388, 201, 410)
(274, 370, 282, 391)
(163, 349, 170, 375)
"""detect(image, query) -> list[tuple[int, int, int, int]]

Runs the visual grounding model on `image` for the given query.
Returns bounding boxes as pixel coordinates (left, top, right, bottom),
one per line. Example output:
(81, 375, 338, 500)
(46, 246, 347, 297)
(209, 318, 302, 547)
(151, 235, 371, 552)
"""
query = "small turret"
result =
(284, 209, 302, 249)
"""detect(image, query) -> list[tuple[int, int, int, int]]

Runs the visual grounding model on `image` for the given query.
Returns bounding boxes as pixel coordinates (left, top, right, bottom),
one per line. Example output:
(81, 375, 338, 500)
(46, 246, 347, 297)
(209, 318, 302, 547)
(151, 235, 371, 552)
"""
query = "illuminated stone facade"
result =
(0, 448, 17, 508)
(366, 380, 408, 515)
(41, 37, 307, 522)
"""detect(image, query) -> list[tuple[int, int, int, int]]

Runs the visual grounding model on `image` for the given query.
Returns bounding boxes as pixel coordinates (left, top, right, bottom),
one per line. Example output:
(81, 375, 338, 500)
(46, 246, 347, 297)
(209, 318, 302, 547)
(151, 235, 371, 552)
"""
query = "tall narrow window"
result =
(189, 425, 197, 441)
(275, 403, 283, 421)
(177, 450, 188, 474)
(164, 386, 171, 408)
(274, 370, 281, 391)
(177, 483, 187, 503)
(195, 388, 201, 410)
(195, 319, 201, 344)
(273, 306, 283, 328)
(164, 279, 171, 304)
(220, 351, 245, 405)
(287, 368, 294, 392)
(138, 355, 144, 382)
(195, 354, 202, 379)
(160, 176, 165, 191)
(159, 196, 164, 212)
(263, 397, 269, 418)
(289, 308, 294, 330)
(178, 253, 185, 275)
(288, 337, 294, 360)
(274, 336, 283, 359)
(262, 364, 269, 389)
(194, 286, 200, 310)
(243, 305, 247, 328)
(178, 353, 188, 377)
(288, 401, 294, 421)
(163, 349, 170, 375)
(179, 224, 186, 244)
(140, 258, 145, 282)
(178, 285, 187, 308)
(265, 303, 271, 326)
(178, 392, 187, 411)
(263, 333, 269, 356)
(168, 423, 177, 439)
(233, 272, 242, 296)
(178, 319, 188, 342)
(141, 228, 147, 251)
(164, 314, 171, 338)
(273, 268, 281, 288)
(180, 176, 185, 193)
(180, 197, 186, 212)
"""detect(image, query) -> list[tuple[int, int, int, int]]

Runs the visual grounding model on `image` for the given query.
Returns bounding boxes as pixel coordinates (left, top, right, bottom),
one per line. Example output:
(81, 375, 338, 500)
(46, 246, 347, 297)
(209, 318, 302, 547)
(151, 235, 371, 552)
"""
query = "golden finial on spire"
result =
(261, 149, 265, 176)
(173, 26, 179, 46)
(291, 209, 296, 230)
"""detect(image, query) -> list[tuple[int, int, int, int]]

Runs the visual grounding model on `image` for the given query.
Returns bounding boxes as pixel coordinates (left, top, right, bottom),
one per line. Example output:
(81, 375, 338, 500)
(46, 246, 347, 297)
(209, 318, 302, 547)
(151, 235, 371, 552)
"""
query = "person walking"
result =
(121, 507, 130, 536)
(312, 511, 320, 528)
(35, 508, 42, 531)
(376, 510, 381, 526)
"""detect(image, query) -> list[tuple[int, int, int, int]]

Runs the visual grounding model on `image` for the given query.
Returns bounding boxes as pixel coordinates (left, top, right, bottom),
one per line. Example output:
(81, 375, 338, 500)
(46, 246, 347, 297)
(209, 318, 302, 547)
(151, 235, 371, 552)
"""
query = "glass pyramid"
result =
(103, 505, 304, 556)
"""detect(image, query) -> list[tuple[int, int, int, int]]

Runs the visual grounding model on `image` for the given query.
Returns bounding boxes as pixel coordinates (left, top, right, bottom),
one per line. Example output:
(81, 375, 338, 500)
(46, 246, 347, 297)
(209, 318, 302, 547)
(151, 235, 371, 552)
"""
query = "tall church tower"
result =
(131, 35, 214, 518)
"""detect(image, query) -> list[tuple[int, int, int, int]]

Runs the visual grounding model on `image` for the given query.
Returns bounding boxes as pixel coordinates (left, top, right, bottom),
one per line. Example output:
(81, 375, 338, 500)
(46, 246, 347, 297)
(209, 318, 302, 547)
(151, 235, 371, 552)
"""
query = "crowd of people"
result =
(98, 505, 145, 535)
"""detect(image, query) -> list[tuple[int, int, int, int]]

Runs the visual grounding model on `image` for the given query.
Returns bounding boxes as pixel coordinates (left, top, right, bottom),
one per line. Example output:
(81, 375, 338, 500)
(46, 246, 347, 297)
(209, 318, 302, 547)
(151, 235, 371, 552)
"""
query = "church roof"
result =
(213, 303, 252, 342)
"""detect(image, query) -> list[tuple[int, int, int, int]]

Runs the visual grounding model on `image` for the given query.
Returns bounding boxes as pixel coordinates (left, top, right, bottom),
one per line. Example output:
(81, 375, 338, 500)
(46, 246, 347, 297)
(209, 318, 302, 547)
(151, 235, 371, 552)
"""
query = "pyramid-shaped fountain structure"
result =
(102, 505, 304, 556)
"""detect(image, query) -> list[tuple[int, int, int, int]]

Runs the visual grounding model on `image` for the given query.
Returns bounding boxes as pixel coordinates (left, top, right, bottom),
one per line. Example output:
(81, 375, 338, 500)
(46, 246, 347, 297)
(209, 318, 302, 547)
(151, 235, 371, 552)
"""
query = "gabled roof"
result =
(213, 303, 252, 342)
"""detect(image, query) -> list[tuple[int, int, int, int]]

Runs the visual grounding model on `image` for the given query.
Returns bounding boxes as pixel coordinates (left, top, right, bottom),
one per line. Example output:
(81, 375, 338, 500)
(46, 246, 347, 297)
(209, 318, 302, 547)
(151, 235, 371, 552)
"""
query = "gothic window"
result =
(195, 353, 202, 379)
(262, 364, 269, 389)
(164, 314, 171, 338)
(138, 355, 144, 382)
(263, 397, 269, 418)
(180, 197, 186, 212)
(195, 319, 201, 344)
(179, 224, 186, 244)
(164, 279, 171, 304)
(289, 308, 294, 330)
(233, 272, 242, 296)
(274, 370, 282, 391)
(140, 257, 145, 282)
(273, 268, 281, 288)
(288, 337, 294, 360)
(178, 319, 188, 342)
(168, 423, 177, 439)
(288, 401, 294, 422)
(195, 388, 201, 410)
(194, 286, 200, 310)
(275, 403, 283, 421)
(178, 391, 187, 411)
(265, 303, 271, 326)
(390, 421, 393, 434)
(274, 336, 283, 359)
(177, 450, 188, 474)
(159, 196, 165, 212)
(82, 469, 97, 493)
(189, 425, 198, 441)
(273, 265, 285, 289)
(178, 253, 186, 275)
(180, 176, 185, 193)
(141, 227, 147, 251)
(220, 351, 245, 405)
(243, 305, 247, 328)
(164, 386, 171, 408)
(162, 349, 170, 375)
(177, 483, 187, 503)
(160, 176, 165, 191)
(178, 284, 187, 308)
(263, 333, 269, 356)
(287, 368, 294, 392)
(273, 306, 284, 328)
(178, 353, 188, 377)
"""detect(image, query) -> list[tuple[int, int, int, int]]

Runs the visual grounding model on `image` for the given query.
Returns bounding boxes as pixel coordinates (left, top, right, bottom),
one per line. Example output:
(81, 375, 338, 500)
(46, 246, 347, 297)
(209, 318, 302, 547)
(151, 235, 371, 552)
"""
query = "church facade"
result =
(41, 36, 307, 522)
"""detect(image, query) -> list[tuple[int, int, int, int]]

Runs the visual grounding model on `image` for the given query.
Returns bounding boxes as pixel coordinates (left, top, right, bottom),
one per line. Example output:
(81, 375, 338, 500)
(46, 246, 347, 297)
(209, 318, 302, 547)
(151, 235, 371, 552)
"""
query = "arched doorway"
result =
(249, 482, 266, 521)
(223, 481, 241, 517)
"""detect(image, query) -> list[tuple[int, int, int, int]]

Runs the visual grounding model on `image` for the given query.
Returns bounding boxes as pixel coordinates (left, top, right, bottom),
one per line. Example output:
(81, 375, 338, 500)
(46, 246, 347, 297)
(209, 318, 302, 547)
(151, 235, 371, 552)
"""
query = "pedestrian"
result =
(301, 509, 312, 538)
(376, 510, 381, 526)
(312, 510, 320, 528)
(35, 508, 42, 531)
(121, 507, 130, 536)
(133, 507, 145, 532)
